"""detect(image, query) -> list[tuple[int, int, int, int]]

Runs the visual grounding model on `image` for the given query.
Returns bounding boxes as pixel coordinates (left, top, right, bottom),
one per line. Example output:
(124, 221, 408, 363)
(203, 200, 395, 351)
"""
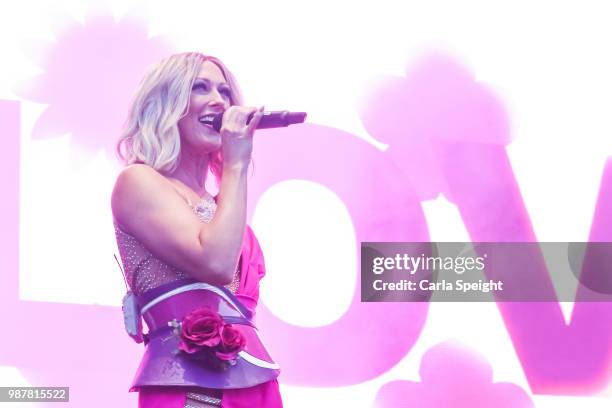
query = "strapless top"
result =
(114, 195, 241, 295)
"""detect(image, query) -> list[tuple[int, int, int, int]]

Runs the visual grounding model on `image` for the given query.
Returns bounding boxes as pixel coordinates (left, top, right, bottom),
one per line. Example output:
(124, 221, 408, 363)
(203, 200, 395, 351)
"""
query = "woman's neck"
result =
(169, 150, 210, 198)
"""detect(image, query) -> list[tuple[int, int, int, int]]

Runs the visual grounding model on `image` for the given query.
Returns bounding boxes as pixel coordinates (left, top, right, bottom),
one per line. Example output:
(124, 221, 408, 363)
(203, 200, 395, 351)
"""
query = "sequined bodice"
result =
(114, 195, 241, 295)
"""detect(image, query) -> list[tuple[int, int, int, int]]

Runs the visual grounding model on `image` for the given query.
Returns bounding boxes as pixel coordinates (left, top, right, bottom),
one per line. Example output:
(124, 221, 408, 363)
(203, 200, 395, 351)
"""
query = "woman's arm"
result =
(111, 163, 244, 285)
(112, 106, 263, 285)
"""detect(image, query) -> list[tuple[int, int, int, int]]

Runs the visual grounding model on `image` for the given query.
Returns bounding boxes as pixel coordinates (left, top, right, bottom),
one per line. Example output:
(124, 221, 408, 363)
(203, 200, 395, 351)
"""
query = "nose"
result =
(208, 89, 227, 109)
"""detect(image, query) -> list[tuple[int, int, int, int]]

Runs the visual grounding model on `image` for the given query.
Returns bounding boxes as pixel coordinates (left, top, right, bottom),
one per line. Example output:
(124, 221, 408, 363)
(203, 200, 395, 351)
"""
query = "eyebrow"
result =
(194, 77, 229, 87)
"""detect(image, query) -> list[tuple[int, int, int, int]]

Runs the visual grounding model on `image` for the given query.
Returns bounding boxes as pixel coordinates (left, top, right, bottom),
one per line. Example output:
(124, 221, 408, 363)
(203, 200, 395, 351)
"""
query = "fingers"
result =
(246, 106, 265, 134)
(222, 105, 263, 137)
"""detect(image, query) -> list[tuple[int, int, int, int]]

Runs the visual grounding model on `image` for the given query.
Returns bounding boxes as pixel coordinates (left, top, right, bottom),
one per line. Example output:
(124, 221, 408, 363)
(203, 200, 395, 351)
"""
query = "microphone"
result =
(199, 110, 307, 132)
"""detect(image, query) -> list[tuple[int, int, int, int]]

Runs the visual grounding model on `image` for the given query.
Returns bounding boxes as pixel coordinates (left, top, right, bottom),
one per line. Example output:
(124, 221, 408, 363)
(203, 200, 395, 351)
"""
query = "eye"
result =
(219, 86, 231, 99)
(192, 81, 209, 92)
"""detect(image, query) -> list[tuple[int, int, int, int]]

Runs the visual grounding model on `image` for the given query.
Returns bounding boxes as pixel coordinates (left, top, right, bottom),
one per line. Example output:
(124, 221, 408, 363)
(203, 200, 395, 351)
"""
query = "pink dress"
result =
(115, 195, 283, 408)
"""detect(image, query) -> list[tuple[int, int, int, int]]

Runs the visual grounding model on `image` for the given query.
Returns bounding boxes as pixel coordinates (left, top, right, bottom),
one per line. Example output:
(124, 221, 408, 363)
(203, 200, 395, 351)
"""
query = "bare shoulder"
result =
(114, 163, 164, 191)
(111, 164, 175, 229)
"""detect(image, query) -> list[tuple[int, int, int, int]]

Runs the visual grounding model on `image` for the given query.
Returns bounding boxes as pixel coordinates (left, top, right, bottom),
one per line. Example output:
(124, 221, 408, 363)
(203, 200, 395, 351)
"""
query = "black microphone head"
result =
(212, 113, 224, 132)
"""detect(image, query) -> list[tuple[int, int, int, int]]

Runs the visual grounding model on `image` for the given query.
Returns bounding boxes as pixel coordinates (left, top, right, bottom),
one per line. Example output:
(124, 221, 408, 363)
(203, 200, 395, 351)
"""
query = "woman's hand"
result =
(220, 105, 264, 170)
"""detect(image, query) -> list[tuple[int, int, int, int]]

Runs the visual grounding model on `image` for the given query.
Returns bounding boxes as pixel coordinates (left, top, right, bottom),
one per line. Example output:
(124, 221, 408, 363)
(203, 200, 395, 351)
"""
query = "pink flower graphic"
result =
(14, 11, 173, 162)
(359, 53, 510, 201)
(374, 341, 534, 408)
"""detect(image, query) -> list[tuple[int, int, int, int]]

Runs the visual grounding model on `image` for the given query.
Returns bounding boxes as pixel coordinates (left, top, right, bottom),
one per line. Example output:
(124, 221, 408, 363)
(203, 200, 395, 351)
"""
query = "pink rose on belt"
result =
(176, 306, 247, 368)
(215, 324, 246, 363)
(178, 307, 223, 354)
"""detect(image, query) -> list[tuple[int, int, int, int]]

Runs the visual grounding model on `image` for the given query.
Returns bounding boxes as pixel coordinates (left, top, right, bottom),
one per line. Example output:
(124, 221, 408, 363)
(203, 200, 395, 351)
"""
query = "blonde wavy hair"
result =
(116, 52, 243, 184)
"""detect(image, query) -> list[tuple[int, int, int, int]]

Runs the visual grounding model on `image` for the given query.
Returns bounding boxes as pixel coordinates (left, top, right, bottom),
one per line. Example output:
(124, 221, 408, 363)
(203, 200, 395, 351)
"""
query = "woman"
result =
(112, 52, 282, 407)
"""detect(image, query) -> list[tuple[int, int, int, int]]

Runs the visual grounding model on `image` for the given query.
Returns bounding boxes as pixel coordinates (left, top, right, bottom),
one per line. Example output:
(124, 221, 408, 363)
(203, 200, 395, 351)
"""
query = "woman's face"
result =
(178, 60, 232, 154)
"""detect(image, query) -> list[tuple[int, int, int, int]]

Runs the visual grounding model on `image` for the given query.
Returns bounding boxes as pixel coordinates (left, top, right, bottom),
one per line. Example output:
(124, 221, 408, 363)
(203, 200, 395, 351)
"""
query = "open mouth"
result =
(198, 114, 217, 129)
(198, 112, 224, 134)
(199, 114, 216, 124)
